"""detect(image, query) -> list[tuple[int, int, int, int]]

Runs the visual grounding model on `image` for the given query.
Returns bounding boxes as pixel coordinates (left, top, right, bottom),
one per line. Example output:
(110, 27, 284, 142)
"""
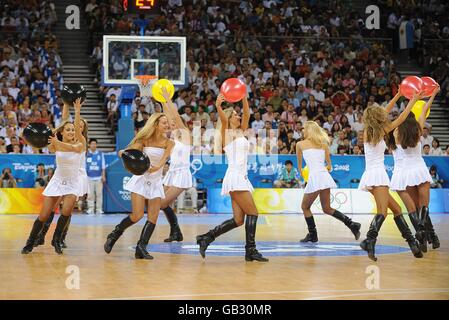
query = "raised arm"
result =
(386, 92, 422, 133)
(215, 94, 228, 148)
(73, 98, 86, 149)
(161, 87, 188, 131)
(241, 96, 250, 131)
(384, 87, 402, 113)
(149, 140, 174, 173)
(61, 102, 70, 122)
(418, 86, 439, 129)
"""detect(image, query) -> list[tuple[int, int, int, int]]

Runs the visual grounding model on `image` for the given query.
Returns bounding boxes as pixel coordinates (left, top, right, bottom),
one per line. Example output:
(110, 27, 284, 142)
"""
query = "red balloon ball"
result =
(400, 76, 423, 99)
(421, 76, 438, 97)
(220, 78, 247, 103)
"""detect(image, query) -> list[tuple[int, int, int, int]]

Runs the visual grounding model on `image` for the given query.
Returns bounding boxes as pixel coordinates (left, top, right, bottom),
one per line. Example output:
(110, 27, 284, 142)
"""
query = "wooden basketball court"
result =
(1, 213, 448, 300)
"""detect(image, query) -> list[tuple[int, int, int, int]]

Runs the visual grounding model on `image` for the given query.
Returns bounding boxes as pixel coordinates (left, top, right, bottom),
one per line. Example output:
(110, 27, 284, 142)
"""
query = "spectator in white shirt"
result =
(106, 94, 118, 133)
(420, 127, 434, 147)
(323, 114, 335, 132)
(344, 105, 357, 127)
(352, 113, 364, 132)
(422, 144, 431, 155)
(430, 138, 443, 156)
(251, 112, 265, 131)
(310, 83, 325, 102)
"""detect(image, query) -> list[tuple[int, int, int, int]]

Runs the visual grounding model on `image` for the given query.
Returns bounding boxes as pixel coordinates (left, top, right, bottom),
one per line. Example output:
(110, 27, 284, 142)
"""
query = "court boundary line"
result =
(98, 287, 449, 300)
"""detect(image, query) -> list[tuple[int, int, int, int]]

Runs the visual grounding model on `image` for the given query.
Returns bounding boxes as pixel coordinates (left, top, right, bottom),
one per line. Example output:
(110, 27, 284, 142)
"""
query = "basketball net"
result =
(135, 75, 158, 98)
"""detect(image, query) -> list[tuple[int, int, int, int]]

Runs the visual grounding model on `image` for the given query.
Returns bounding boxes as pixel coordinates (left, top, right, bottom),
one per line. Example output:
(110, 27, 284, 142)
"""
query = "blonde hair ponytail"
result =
(304, 121, 329, 147)
(128, 113, 166, 148)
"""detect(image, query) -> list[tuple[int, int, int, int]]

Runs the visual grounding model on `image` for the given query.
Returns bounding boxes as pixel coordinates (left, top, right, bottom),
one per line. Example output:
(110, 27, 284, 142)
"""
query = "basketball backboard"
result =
(102, 35, 186, 86)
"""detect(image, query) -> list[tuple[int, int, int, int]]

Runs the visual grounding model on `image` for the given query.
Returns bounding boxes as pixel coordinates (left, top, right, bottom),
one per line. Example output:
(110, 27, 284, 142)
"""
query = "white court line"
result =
(98, 287, 449, 300)
(304, 289, 449, 300)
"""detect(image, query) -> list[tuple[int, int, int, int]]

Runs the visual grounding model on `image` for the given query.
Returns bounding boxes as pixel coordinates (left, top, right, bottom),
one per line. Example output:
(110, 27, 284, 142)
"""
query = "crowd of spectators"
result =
(0, 0, 63, 155)
(86, 0, 449, 157)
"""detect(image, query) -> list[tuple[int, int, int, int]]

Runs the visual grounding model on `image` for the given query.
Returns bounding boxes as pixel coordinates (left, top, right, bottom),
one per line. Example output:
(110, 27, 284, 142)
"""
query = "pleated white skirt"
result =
(221, 169, 254, 196)
(78, 168, 89, 196)
(304, 171, 337, 194)
(163, 168, 193, 189)
(124, 173, 165, 200)
(43, 175, 81, 197)
(358, 167, 390, 191)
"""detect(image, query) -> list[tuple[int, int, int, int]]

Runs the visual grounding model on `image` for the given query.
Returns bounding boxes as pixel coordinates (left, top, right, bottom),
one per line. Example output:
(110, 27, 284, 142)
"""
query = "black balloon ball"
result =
(23, 123, 53, 149)
(121, 149, 151, 175)
(61, 83, 87, 106)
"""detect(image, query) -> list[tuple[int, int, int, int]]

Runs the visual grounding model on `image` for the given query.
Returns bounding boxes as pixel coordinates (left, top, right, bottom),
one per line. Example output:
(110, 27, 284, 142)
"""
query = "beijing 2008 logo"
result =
(119, 176, 131, 201)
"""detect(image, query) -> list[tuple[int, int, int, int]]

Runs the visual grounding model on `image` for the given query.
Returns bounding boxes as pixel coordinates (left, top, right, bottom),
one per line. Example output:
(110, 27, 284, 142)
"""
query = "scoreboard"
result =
(123, 0, 161, 15)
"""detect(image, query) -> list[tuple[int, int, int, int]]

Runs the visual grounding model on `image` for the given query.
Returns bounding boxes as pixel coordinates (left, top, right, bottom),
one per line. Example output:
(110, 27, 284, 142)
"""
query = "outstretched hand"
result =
(216, 94, 225, 106)
(74, 97, 83, 110)
(161, 86, 171, 102)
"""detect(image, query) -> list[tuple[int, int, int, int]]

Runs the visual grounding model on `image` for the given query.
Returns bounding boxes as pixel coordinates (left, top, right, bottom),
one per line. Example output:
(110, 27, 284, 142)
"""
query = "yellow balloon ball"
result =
(151, 79, 175, 103)
(411, 100, 430, 121)
(302, 166, 309, 182)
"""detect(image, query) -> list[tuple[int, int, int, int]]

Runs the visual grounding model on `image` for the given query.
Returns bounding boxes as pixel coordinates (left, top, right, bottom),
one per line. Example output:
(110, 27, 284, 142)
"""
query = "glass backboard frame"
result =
(102, 35, 186, 86)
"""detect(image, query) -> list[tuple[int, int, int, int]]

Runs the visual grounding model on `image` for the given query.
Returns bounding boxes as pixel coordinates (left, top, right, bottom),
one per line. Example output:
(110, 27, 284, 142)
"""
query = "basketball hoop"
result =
(134, 75, 158, 98)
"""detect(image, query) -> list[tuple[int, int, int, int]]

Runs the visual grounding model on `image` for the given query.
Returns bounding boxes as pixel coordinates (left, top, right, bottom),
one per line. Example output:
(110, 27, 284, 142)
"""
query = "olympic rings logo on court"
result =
(312, 192, 348, 210)
(140, 241, 409, 257)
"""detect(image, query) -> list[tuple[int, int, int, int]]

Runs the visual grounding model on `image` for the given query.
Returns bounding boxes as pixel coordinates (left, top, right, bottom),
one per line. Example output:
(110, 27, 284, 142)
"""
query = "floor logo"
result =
(140, 241, 409, 257)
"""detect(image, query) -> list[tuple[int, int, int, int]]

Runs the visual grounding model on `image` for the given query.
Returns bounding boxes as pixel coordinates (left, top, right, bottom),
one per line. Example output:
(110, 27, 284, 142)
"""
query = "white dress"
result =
(221, 136, 254, 195)
(303, 148, 337, 194)
(43, 151, 83, 197)
(401, 142, 432, 187)
(124, 147, 165, 200)
(390, 146, 407, 191)
(358, 141, 390, 191)
(78, 152, 89, 197)
(163, 140, 193, 188)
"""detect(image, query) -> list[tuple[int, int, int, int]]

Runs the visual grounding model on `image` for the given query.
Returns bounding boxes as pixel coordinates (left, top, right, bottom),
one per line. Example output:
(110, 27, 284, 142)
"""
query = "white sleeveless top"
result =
(302, 148, 337, 194)
(43, 151, 83, 197)
(169, 140, 190, 171)
(224, 136, 249, 173)
(221, 136, 253, 195)
(358, 140, 390, 191)
(364, 140, 387, 170)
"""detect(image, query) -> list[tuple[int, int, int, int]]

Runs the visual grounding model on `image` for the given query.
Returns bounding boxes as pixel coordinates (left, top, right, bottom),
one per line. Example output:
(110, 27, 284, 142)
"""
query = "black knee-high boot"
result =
(34, 211, 55, 247)
(51, 215, 71, 255)
(408, 211, 426, 253)
(425, 214, 440, 249)
(331, 210, 361, 240)
(22, 218, 45, 254)
(394, 214, 423, 258)
(360, 214, 385, 261)
(196, 219, 239, 258)
(60, 215, 71, 248)
(104, 216, 135, 254)
(300, 216, 318, 243)
(245, 215, 268, 262)
(163, 206, 183, 242)
(135, 221, 156, 260)
(415, 207, 428, 253)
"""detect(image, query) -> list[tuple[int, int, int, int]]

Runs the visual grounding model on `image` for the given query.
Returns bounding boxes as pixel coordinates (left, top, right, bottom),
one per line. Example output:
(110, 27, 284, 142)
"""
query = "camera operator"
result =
(1, 168, 17, 188)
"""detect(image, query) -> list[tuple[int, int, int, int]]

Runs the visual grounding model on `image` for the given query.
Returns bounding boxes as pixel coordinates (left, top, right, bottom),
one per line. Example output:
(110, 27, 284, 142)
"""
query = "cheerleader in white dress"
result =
(296, 121, 361, 243)
(22, 98, 87, 255)
(104, 113, 174, 260)
(156, 87, 194, 242)
(35, 101, 90, 249)
(384, 131, 424, 258)
(196, 94, 268, 262)
(395, 86, 441, 251)
(359, 92, 422, 261)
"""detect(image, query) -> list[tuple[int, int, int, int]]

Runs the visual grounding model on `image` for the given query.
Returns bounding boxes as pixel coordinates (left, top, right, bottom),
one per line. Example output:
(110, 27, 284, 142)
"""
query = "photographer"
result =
(273, 160, 302, 188)
(1, 168, 17, 188)
(34, 163, 46, 188)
